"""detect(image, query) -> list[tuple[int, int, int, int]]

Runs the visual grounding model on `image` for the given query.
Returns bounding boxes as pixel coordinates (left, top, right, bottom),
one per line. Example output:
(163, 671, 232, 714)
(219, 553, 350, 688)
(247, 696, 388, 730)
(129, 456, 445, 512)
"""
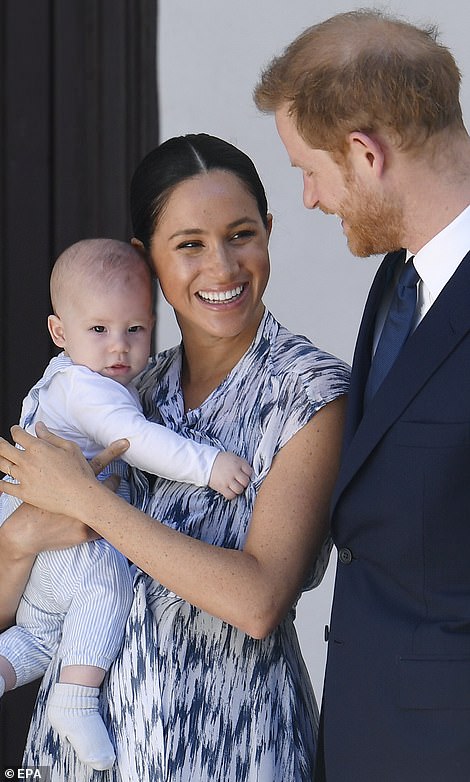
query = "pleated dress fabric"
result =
(23, 310, 350, 782)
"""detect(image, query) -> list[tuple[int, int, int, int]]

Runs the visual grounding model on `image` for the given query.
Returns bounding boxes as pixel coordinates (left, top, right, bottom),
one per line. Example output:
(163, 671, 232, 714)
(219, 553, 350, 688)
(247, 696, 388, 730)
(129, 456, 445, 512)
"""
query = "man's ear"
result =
(347, 131, 386, 178)
(47, 314, 67, 349)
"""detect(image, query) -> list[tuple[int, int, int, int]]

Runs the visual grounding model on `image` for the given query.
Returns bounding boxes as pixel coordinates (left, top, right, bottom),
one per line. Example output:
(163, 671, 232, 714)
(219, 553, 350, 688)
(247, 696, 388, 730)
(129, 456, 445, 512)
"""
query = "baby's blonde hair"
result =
(50, 238, 152, 315)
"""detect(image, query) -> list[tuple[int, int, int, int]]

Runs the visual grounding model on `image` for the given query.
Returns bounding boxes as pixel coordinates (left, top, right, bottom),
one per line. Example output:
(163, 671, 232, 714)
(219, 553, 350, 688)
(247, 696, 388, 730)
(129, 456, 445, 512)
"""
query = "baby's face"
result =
(57, 277, 154, 386)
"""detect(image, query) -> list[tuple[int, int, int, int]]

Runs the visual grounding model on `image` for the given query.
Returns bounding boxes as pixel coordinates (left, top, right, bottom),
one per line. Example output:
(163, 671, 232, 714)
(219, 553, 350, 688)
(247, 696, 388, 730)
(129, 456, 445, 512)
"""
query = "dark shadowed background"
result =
(0, 0, 158, 765)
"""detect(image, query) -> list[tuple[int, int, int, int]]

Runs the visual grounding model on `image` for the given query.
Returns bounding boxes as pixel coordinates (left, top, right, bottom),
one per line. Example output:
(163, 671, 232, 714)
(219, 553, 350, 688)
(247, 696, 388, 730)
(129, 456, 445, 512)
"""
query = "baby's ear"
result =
(47, 314, 67, 349)
(130, 237, 144, 249)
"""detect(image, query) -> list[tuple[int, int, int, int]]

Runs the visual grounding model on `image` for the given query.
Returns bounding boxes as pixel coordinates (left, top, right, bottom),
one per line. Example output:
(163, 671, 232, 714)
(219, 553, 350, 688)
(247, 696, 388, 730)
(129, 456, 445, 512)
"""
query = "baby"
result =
(0, 238, 252, 770)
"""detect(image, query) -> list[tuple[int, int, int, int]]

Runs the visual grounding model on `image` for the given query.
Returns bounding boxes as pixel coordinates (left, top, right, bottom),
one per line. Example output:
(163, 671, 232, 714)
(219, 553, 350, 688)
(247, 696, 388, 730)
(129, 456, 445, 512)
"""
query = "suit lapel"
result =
(342, 251, 404, 447)
(332, 249, 470, 511)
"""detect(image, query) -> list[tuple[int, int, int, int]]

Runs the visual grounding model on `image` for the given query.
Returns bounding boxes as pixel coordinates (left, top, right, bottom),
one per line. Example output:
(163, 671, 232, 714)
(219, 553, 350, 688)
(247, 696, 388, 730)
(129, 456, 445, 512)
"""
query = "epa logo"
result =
(3, 769, 50, 780)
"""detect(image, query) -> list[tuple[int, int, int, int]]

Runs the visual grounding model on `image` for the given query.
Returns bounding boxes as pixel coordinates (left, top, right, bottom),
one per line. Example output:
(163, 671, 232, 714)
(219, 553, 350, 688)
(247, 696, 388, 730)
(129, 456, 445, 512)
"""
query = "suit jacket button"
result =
(339, 547, 353, 564)
(324, 625, 330, 642)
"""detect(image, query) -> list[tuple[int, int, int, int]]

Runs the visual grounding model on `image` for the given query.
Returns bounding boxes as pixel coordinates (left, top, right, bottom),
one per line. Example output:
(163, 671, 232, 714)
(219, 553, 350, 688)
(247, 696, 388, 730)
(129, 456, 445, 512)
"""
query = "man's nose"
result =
(302, 173, 319, 209)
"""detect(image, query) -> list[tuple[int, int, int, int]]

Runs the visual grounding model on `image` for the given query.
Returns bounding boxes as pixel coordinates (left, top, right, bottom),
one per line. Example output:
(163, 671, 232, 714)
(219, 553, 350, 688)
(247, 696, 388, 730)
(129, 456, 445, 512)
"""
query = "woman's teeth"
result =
(198, 285, 243, 302)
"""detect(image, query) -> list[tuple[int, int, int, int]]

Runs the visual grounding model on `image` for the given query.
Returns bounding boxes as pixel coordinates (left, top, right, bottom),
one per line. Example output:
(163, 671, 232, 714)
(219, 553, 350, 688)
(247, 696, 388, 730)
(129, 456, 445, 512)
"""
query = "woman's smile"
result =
(150, 170, 271, 341)
(196, 283, 246, 305)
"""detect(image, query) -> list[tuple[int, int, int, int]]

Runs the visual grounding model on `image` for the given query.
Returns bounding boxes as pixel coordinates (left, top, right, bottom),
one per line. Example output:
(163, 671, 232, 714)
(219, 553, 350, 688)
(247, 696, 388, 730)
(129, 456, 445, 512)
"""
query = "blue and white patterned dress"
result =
(23, 310, 349, 781)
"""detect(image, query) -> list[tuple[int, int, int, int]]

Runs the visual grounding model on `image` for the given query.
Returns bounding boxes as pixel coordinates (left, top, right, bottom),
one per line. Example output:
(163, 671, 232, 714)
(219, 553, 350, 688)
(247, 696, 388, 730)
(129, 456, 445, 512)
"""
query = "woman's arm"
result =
(0, 399, 345, 638)
(0, 438, 128, 630)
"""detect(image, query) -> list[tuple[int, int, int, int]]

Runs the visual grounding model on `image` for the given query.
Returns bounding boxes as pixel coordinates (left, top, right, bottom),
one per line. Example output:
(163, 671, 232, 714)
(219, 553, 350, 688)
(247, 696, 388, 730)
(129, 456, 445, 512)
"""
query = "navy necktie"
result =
(364, 257, 419, 406)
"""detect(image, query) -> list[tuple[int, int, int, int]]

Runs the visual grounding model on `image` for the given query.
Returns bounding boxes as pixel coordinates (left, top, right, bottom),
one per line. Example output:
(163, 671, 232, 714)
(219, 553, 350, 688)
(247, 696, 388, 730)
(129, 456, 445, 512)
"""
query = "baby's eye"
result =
(128, 325, 143, 333)
(91, 326, 106, 333)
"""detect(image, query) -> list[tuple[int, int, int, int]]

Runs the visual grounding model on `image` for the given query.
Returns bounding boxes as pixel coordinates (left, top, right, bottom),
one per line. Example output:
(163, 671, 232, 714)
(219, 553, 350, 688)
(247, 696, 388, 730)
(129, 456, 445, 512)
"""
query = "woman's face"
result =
(149, 170, 272, 343)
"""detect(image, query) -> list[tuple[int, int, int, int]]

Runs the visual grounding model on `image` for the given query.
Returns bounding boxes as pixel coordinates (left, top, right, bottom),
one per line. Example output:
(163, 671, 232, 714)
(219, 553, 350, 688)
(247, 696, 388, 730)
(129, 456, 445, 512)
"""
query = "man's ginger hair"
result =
(254, 9, 464, 155)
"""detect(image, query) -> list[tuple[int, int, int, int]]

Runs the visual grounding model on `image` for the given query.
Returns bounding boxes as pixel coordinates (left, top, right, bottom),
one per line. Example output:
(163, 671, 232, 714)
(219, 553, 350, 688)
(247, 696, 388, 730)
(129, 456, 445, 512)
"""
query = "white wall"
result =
(157, 0, 470, 699)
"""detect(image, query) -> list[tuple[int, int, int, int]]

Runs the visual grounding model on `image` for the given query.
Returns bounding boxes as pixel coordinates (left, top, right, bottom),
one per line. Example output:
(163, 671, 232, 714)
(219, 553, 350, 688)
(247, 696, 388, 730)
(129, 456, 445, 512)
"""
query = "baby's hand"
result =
(208, 452, 253, 500)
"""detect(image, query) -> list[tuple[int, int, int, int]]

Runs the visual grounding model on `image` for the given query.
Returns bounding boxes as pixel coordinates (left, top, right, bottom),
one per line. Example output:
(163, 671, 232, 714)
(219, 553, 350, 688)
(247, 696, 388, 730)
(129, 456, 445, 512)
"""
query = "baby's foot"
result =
(48, 683, 115, 770)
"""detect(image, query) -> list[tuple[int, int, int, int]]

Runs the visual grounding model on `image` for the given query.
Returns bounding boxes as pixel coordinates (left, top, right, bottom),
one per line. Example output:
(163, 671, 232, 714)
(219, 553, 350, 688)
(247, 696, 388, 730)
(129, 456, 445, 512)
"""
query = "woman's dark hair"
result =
(130, 134, 269, 249)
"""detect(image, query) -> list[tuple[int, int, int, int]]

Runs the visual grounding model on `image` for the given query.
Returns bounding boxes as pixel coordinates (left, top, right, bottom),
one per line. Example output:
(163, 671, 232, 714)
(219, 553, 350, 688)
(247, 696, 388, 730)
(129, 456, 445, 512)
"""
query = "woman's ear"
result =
(131, 237, 145, 249)
(47, 314, 67, 349)
(266, 213, 273, 240)
(131, 237, 152, 268)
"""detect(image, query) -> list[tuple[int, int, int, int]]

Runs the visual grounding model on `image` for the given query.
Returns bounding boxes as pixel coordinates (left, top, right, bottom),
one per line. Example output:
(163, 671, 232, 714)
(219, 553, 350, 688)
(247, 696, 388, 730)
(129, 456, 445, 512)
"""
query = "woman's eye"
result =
(176, 240, 203, 250)
(91, 326, 106, 333)
(231, 229, 255, 241)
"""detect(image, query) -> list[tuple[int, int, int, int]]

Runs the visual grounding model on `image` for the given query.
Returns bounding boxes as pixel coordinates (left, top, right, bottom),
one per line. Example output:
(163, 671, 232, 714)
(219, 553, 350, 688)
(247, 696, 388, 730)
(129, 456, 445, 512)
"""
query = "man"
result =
(254, 9, 470, 782)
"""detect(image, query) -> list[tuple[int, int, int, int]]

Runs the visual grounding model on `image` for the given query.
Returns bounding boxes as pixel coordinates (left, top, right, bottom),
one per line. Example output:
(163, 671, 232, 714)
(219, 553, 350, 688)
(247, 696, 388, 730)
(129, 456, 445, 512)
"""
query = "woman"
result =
(0, 134, 349, 781)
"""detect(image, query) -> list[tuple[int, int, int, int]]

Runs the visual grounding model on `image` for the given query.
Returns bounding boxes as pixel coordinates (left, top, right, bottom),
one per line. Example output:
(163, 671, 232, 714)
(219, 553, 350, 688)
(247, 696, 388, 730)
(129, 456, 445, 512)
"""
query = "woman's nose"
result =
(209, 243, 239, 276)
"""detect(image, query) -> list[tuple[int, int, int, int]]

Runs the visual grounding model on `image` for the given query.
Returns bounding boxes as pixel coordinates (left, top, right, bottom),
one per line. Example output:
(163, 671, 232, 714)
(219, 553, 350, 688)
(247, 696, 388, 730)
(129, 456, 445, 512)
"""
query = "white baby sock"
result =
(48, 682, 115, 771)
(0, 675, 5, 698)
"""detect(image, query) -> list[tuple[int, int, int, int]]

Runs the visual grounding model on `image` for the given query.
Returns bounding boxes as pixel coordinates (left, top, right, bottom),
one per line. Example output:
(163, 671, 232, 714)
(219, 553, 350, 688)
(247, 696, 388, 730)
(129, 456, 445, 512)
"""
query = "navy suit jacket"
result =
(317, 248, 470, 781)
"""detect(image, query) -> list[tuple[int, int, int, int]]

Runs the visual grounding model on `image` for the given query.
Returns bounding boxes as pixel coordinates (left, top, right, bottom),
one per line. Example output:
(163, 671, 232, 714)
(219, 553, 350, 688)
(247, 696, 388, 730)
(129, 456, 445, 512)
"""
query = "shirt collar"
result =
(410, 203, 470, 300)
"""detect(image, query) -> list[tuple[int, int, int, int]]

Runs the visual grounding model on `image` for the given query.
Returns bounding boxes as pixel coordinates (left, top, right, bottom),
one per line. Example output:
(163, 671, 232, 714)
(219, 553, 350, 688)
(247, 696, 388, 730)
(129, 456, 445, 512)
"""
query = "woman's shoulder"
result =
(266, 313, 350, 385)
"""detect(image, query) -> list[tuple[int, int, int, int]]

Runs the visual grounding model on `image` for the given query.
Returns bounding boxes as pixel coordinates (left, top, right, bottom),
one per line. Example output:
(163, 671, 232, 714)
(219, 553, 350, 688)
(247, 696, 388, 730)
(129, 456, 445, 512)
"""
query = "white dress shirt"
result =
(372, 203, 470, 354)
(413, 202, 470, 325)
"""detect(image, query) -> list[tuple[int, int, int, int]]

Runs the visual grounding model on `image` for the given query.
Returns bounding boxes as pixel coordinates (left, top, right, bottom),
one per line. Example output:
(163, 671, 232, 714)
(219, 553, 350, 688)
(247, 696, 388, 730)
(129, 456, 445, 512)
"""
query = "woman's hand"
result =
(0, 423, 129, 517)
(47, 395, 346, 639)
(0, 401, 346, 639)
